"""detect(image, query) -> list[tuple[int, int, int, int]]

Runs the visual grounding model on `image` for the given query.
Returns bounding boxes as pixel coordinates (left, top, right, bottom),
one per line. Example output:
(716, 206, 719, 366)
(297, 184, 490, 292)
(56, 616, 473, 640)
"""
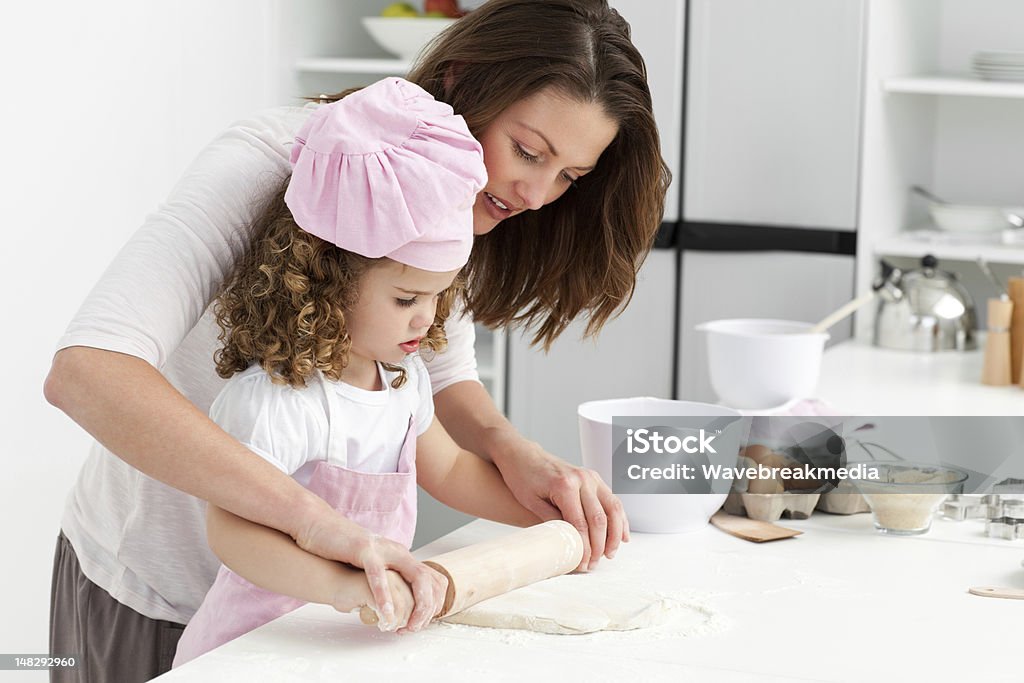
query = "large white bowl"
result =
(578, 397, 741, 533)
(696, 319, 829, 410)
(362, 17, 457, 60)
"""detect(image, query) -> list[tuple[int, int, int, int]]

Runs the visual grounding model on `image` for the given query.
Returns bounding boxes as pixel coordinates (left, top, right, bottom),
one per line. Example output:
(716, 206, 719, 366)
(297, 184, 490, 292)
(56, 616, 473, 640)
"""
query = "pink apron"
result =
(173, 376, 418, 667)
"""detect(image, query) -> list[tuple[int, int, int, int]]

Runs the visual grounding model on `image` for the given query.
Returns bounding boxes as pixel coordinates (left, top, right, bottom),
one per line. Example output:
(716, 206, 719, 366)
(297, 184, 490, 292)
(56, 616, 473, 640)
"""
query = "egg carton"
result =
(723, 491, 821, 522)
(815, 481, 871, 515)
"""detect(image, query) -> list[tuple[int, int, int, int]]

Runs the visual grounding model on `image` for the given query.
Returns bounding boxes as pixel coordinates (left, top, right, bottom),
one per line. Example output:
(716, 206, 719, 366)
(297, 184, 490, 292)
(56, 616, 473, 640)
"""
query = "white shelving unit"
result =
(854, 0, 1024, 339)
(870, 71, 1024, 270)
(867, 72, 1024, 270)
(882, 75, 1024, 99)
(874, 233, 1024, 265)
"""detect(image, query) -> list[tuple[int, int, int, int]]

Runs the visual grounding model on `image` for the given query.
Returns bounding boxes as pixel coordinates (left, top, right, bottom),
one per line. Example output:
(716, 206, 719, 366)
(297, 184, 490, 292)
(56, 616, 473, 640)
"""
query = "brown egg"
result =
(775, 454, 822, 490)
(744, 444, 774, 465)
(761, 452, 791, 470)
(745, 451, 784, 494)
(747, 471, 784, 494)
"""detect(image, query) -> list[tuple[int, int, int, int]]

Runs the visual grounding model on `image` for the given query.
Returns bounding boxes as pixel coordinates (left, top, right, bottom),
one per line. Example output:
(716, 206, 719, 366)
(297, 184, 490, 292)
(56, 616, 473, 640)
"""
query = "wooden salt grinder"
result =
(981, 297, 1014, 386)
(1008, 277, 1024, 385)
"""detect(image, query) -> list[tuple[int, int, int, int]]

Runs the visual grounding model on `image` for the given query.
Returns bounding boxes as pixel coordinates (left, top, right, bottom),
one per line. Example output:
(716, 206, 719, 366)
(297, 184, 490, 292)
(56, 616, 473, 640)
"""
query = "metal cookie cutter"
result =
(940, 494, 993, 521)
(985, 518, 1024, 540)
(985, 499, 1024, 540)
(992, 478, 1024, 495)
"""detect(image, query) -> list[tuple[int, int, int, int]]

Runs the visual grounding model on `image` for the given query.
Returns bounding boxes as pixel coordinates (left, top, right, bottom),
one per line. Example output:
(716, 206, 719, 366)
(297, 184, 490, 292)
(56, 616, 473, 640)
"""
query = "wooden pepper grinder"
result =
(1008, 277, 1024, 386)
(981, 297, 1014, 386)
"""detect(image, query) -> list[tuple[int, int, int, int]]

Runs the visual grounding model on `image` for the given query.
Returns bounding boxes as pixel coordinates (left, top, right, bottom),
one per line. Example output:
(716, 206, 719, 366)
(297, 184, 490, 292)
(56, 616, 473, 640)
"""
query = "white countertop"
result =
(816, 337, 1024, 415)
(159, 514, 1023, 682)
(158, 338, 1024, 682)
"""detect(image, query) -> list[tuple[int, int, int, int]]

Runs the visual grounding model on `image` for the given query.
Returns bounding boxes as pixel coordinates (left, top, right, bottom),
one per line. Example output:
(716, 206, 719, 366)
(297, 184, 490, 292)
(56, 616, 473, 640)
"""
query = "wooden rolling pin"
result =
(359, 520, 583, 626)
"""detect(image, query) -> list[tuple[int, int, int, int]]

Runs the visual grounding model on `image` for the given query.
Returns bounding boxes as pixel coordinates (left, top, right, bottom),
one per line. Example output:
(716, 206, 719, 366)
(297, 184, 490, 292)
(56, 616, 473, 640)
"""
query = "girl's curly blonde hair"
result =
(214, 182, 460, 389)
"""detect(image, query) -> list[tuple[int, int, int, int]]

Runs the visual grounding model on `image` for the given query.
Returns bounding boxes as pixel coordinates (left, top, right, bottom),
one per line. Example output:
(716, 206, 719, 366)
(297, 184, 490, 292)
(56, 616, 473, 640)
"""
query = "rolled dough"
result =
(440, 573, 699, 635)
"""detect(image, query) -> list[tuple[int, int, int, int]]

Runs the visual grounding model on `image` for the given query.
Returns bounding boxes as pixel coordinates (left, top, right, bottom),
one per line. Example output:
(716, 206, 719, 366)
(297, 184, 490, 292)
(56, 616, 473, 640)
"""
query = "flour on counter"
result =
(438, 572, 726, 638)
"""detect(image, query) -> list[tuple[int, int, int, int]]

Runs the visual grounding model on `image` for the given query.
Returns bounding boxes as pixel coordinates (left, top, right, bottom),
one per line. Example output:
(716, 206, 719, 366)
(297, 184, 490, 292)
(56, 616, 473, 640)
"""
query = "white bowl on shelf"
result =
(362, 17, 457, 60)
(928, 202, 1021, 233)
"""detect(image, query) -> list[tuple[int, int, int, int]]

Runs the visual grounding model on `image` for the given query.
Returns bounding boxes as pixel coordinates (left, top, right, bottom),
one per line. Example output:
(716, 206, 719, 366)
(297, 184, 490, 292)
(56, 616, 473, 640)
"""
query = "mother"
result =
(45, 0, 668, 678)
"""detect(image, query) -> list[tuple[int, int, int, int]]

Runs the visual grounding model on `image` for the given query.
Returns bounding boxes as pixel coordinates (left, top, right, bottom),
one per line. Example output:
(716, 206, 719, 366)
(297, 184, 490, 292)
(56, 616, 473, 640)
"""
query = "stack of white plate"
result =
(972, 50, 1024, 82)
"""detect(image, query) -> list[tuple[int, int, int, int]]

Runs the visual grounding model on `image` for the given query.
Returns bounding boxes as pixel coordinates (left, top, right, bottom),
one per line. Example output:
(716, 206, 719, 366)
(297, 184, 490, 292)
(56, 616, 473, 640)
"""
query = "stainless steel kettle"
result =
(872, 255, 977, 352)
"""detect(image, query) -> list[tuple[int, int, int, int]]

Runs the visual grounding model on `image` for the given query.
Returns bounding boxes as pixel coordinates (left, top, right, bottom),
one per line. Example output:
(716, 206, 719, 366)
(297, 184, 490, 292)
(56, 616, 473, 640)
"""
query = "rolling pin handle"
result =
(359, 605, 379, 625)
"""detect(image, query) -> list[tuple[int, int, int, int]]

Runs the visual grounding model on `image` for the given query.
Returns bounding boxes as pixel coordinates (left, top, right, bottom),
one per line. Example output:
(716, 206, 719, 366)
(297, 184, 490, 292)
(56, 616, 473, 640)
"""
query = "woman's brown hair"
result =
(414, 0, 669, 348)
(213, 182, 459, 389)
(327, 0, 670, 349)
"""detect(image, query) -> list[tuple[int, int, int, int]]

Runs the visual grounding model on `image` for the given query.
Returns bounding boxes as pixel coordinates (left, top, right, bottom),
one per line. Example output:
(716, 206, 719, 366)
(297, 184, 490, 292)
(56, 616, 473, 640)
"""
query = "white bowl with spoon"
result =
(696, 319, 830, 410)
(697, 290, 875, 410)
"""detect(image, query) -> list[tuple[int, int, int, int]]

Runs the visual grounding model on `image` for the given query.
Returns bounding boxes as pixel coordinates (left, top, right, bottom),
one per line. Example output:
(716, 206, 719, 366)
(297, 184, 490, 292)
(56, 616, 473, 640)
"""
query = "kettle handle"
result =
(873, 259, 904, 302)
(879, 258, 898, 280)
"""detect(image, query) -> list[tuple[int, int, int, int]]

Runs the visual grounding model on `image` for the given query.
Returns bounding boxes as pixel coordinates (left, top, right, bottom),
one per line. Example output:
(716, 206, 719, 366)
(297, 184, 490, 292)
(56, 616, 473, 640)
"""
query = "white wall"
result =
(0, 0, 286, 669)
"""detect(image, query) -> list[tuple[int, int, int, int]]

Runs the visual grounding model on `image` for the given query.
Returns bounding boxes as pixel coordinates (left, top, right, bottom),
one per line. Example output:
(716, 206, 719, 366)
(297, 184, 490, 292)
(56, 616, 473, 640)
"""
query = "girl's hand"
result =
(297, 513, 446, 630)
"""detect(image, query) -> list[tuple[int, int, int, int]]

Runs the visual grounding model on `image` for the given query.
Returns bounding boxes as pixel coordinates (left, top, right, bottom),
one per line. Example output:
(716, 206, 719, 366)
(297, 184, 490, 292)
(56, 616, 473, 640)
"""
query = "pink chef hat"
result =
(284, 77, 487, 272)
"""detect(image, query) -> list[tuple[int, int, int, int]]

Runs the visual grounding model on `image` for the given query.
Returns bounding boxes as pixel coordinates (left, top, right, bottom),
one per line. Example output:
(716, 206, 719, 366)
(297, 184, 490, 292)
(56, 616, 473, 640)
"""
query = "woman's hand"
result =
(297, 512, 447, 631)
(355, 536, 449, 633)
(489, 433, 629, 571)
(432, 381, 630, 572)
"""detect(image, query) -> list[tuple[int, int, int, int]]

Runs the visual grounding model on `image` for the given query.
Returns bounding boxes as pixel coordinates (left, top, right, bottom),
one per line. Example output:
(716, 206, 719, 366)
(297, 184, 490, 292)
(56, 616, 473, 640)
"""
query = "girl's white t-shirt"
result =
(55, 104, 480, 625)
(212, 359, 434, 480)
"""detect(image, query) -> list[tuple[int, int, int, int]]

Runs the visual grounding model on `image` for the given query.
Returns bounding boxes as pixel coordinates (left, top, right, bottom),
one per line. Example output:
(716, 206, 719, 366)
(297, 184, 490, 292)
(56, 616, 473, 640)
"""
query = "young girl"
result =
(171, 77, 540, 667)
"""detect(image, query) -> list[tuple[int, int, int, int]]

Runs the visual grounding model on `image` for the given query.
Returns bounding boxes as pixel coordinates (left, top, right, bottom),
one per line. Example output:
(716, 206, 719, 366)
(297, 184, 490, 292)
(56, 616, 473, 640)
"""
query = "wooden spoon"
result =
(710, 511, 802, 543)
(809, 290, 877, 334)
(968, 586, 1024, 600)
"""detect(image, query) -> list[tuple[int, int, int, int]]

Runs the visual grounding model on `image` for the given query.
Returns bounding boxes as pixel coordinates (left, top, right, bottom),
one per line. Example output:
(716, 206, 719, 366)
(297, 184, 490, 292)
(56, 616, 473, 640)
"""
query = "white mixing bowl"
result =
(578, 397, 742, 533)
(696, 319, 829, 410)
